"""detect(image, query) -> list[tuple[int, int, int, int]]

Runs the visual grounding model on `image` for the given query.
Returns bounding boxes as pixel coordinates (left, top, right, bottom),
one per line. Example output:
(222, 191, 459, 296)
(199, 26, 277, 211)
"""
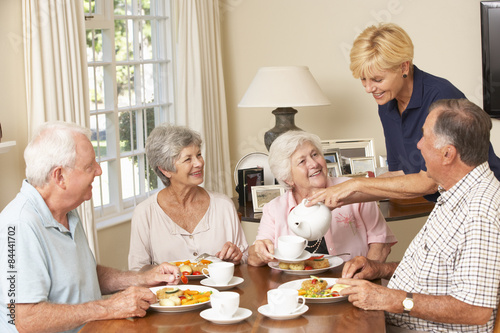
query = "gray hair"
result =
(430, 99, 491, 167)
(24, 121, 91, 188)
(146, 123, 202, 187)
(268, 131, 324, 189)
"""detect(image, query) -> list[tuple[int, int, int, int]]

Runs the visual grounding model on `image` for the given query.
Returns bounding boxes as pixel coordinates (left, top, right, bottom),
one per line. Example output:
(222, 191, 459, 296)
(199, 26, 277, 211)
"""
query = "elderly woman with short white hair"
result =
(248, 131, 396, 272)
(128, 124, 248, 271)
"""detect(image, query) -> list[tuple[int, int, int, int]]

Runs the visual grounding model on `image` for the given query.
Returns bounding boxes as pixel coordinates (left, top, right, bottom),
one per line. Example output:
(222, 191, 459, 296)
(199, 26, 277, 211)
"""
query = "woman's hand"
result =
(306, 179, 360, 209)
(216, 241, 243, 264)
(248, 240, 275, 266)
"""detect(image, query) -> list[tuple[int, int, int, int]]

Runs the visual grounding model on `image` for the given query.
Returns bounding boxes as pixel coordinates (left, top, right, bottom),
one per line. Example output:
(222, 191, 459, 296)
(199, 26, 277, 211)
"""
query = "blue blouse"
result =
(378, 65, 500, 179)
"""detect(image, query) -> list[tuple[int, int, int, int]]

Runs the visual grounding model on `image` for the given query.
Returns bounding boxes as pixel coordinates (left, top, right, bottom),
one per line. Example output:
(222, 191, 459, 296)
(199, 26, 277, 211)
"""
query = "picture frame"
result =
(349, 156, 376, 175)
(321, 139, 375, 175)
(236, 167, 264, 206)
(327, 162, 341, 178)
(251, 185, 286, 212)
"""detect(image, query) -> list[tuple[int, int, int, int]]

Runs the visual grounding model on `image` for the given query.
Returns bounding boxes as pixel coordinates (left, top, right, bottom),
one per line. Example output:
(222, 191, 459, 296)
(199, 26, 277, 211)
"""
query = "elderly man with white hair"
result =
(0, 121, 181, 333)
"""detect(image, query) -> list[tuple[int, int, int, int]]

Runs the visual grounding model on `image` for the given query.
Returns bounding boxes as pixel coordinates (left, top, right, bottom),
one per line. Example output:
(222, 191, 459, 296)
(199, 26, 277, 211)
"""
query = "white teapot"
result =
(287, 199, 332, 241)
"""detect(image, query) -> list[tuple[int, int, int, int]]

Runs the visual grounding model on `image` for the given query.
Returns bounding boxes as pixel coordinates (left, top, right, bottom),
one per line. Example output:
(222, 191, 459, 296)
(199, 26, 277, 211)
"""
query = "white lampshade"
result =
(238, 66, 330, 108)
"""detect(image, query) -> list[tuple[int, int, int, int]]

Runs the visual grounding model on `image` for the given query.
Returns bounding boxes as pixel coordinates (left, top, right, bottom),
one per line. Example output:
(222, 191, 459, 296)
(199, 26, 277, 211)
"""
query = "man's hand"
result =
(215, 241, 243, 264)
(342, 256, 382, 279)
(100, 286, 157, 319)
(337, 278, 397, 311)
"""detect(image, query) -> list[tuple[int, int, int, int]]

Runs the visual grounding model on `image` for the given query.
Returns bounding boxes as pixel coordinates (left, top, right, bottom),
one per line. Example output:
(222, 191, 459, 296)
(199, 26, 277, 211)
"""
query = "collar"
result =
(21, 180, 78, 236)
(436, 162, 491, 209)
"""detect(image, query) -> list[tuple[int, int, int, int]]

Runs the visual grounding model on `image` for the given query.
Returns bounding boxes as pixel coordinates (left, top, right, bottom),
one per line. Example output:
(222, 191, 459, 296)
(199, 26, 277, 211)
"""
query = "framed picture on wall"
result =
(251, 185, 286, 212)
(350, 156, 376, 175)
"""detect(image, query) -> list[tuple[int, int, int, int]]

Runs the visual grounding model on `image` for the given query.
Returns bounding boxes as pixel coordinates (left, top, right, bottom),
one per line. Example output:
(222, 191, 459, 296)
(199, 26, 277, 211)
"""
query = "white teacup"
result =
(267, 288, 306, 315)
(202, 262, 234, 286)
(210, 291, 239, 318)
(277, 235, 307, 259)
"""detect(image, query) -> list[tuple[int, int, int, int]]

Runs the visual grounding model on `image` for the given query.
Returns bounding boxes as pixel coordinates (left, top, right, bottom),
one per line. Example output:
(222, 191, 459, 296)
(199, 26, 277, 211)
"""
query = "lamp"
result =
(238, 66, 330, 150)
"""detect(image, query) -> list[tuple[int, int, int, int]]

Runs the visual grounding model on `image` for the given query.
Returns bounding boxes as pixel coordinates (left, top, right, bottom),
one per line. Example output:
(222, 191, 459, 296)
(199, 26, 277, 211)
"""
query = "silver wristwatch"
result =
(403, 292, 414, 313)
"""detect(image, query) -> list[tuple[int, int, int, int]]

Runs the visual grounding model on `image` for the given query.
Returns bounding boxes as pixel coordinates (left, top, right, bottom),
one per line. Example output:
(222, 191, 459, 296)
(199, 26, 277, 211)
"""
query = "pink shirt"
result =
(256, 177, 397, 260)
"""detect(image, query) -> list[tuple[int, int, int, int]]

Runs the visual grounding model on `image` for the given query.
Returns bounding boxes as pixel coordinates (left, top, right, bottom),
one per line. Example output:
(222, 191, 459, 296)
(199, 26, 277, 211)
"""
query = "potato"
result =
(159, 298, 176, 306)
(278, 262, 290, 269)
(289, 262, 305, 270)
(179, 264, 193, 275)
(169, 295, 181, 306)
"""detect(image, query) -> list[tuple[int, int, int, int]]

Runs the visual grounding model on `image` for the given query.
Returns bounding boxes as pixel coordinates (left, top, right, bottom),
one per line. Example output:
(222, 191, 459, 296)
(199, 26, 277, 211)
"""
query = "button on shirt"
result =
(386, 163, 500, 332)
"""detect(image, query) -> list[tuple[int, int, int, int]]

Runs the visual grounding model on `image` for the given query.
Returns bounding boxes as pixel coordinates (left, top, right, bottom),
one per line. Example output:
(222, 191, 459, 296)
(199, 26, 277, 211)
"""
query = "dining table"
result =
(79, 262, 387, 333)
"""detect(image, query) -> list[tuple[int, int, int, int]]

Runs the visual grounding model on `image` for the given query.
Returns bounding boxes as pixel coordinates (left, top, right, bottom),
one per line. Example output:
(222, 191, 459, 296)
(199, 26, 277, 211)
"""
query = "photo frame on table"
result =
(236, 167, 264, 206)
(323, 150, 340, 165)
(349, 156, 376, 175)
(251, 185, 286, 212)
(327, 162, 341, 178)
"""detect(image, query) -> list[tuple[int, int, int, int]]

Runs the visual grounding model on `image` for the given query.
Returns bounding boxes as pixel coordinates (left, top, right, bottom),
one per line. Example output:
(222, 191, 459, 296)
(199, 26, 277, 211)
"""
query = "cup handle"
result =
(293, 296, 306, 313)
(201, 267, 210, 279)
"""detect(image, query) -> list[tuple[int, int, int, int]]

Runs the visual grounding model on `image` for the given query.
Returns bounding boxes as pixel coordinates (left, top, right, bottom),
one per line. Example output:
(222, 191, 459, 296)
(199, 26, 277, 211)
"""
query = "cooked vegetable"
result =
(179, 264, 193, 275)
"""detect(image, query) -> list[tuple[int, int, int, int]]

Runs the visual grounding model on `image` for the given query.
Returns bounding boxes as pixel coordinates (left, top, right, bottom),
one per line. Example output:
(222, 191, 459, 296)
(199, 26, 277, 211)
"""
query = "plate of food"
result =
(269, 255, 343, 275)
(150, 285, 218, 312)
(278, 276, 348, 303)
(169, 258, 221, 280)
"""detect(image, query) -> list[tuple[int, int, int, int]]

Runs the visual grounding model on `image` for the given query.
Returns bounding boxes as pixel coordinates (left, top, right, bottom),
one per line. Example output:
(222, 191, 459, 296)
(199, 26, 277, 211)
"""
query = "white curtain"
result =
(22, 0, 98, 259)
(176, 0, 233, 196)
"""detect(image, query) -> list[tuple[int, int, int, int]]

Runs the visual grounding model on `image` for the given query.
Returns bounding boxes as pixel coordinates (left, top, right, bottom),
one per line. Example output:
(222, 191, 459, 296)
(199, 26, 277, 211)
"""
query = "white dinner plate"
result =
(268, 257, 343, 275)
(258, 304, 309, 320)
(200, 276, 244, 290)
(150, 285, 218, 312)
(169, 258, 222, 280)
(200, 307, 252, 324)
(234, 152, 275, 186)
(278, 278, 348, 303)
(273, 249, 311, 263)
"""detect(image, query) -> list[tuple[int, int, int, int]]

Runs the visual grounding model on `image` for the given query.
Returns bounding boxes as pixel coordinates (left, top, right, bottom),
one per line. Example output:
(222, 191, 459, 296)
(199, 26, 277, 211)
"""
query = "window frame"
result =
(84, 0, 176, 229)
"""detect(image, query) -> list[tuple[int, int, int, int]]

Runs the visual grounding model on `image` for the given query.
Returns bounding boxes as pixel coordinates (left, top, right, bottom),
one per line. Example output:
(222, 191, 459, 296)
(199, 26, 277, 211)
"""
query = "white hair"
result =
(268, 131, 324, 189)
(24, 121, 91, 187)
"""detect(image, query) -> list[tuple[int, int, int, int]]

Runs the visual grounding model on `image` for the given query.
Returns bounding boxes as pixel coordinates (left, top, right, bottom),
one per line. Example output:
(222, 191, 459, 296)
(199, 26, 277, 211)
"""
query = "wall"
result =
(0, 0, 28, 210)
(1, 0, 499, 269)
(220, 0, 500, 174)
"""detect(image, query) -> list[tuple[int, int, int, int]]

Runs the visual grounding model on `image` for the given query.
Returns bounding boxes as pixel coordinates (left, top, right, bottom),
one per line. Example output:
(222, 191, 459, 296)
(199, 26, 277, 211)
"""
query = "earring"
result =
(403, 74, 408, 78)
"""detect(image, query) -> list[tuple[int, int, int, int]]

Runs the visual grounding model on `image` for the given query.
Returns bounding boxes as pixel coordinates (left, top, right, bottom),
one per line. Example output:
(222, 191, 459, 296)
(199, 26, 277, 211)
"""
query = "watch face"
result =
(403, 298, 414, 310)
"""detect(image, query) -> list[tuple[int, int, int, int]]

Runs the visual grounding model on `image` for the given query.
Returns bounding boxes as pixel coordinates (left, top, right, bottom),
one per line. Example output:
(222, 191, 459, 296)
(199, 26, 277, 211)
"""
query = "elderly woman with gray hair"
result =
(129, 124, 248, 271)
(248, 131, 396, 273)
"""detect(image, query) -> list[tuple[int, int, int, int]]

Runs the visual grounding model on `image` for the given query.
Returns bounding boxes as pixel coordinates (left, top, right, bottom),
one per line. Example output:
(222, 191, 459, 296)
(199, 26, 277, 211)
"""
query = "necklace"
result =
(306, 238, 322, 254)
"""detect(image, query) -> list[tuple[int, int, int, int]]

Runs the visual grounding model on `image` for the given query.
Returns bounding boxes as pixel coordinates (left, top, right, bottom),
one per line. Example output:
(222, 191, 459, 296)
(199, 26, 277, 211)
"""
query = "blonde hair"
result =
(350, 23, 414, 79)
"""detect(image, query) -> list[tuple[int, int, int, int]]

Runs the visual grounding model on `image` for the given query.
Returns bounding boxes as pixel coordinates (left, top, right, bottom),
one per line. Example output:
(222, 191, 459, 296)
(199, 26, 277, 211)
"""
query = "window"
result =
(84, 0, 175, 227)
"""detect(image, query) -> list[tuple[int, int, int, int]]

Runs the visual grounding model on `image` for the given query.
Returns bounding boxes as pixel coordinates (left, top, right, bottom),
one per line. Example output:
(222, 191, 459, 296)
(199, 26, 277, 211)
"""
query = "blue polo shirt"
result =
(0, 180, 101, 333)
(379, 65, 500, 180)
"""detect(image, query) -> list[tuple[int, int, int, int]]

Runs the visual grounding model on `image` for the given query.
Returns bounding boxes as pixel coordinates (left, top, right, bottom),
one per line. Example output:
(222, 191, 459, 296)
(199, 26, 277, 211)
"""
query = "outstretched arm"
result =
(338, 279, 492, 325)
(307, 171, 438, 209)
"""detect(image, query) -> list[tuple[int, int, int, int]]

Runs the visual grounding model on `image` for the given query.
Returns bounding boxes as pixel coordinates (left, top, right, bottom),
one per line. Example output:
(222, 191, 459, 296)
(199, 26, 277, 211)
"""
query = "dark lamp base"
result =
(264, 107, 303, 150)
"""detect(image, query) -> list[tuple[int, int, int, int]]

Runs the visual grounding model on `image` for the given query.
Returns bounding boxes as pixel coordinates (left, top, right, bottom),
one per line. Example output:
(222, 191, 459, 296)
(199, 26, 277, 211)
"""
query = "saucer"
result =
(200, 276, 244, 290)
(258, 304, 309, 320)
(200, 307, 252, 324)
(273, 249, 311, 263)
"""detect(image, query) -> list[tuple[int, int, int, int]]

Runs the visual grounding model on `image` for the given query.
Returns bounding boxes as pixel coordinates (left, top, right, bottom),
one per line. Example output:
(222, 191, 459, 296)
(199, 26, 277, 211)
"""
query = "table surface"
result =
(80, 264, 386, 333)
